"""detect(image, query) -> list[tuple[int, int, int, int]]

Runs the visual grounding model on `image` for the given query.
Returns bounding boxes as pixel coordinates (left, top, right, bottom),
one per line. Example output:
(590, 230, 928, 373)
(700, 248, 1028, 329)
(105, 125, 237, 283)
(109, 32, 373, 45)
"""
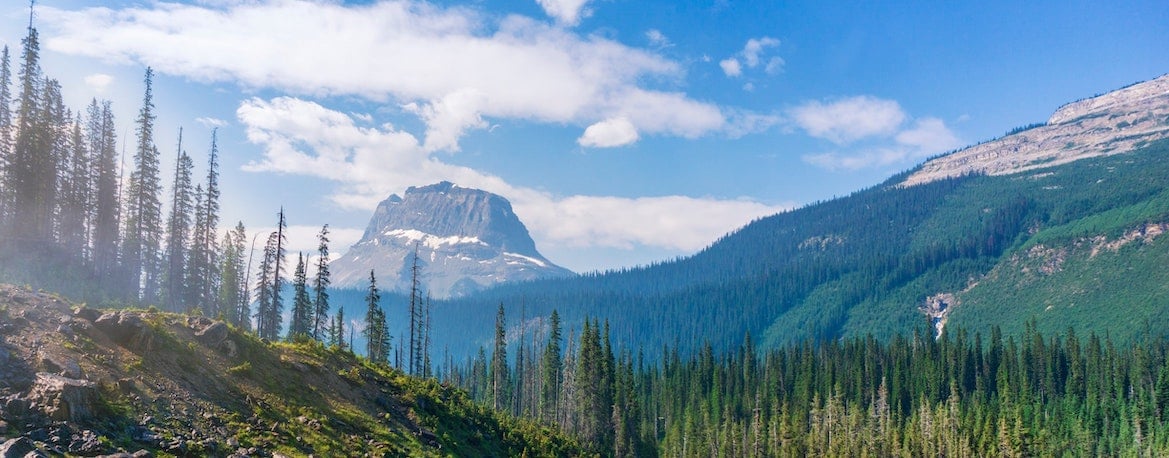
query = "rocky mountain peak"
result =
(331, 182, 572, 297)
(902, 73, 1169, 186)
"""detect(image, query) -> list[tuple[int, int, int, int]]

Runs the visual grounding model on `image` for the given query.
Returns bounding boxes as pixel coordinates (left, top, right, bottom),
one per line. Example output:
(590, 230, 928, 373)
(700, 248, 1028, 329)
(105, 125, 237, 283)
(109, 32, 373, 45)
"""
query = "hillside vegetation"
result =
(432, 138, 1169, 360)
(0, 284, 580, 457)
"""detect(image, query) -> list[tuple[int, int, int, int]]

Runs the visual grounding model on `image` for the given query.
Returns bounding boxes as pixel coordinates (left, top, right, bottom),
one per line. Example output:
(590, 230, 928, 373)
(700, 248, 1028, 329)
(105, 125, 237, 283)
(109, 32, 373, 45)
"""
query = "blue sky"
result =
(1, 0, 1166, 273)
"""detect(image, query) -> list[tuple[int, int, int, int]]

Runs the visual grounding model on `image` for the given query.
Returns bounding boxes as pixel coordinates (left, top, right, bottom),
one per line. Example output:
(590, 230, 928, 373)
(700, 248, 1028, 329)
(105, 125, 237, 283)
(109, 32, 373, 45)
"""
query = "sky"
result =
(1, 0, 1167, 273)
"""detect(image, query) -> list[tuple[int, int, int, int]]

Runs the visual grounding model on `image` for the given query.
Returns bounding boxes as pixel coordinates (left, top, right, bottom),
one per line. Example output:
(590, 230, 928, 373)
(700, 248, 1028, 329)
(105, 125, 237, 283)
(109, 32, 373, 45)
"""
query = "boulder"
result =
(73, 306, 101, 323)
(29, 373, 98, 422)
(0, 437, 39, 458)
(194, 322, 228, 347)
(94, 312, 153, 351)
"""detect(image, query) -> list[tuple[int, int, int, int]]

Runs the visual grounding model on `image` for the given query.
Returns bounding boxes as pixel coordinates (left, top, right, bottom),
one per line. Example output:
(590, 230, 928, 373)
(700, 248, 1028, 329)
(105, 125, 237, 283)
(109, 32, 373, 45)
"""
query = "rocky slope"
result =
(0, 284, 578, 457)
(902, 73, 1169, 186)
(330, 182, 573, 298)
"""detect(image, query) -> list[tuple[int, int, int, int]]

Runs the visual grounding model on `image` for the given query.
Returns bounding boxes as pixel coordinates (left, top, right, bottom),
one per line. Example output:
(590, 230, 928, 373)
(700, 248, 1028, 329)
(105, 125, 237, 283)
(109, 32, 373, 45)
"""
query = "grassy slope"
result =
(0, 285, 581, 457)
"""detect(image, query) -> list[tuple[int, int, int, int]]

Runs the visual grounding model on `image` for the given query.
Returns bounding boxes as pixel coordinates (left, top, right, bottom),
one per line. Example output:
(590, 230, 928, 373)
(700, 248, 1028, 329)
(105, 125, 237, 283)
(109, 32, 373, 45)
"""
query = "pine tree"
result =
(88, 100, 120, 286)
(0, 45, 12, 224)
(254, 231, 277, 338)
(363, 270, 389, 364)
(217, 222, 247, 327)
(123, 67, 163, 303)
(162, 130, 193, 312)
(332, 305, 346, 350)
(5, 13, 46, 244)
(288, 252, 312, 341)
(58, 118, 90, 264)
(491, 303, 510, 411)
(408, 242, 422, 375)
(541, 310, 563, 423)
(312, 224, 331, 341)
(189, 130, 220, 315)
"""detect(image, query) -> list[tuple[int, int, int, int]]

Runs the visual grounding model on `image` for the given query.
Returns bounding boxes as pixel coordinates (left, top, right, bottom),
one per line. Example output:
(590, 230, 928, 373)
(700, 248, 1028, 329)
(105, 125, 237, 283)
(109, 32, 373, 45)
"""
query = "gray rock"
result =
(0, 437, 37, 458)
(73, 306, 101, 323)
(29, 373, 98, 422)
(195, 322, 229, 346)
(94, 313, 152, 351)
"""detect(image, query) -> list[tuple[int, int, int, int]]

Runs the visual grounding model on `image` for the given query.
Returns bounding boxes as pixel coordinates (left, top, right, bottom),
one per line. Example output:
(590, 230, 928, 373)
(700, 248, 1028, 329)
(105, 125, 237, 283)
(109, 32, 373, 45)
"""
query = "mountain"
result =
(429, 74, 1169, 361)
(0, 284, 580, 456)
(329, 182, 573, 298)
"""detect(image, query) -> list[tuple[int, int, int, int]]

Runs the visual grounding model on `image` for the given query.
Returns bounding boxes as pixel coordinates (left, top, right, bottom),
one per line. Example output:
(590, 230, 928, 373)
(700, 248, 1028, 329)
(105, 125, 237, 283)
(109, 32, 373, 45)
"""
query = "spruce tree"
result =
(541, 310, 563, 422)
(162, 130, 193, 312)
(190, 130, 220, 314)
(88, 100, 120, 286)
(312, 224, 331, 341)
(363, 270, 388, 364)
(59, 119, 90, 264)
(217, 222, 247, 327)
(254, 231, 277, 339)
(0, 45, 11, 224)
(5, 14, 45, 244)
(124, 67, 163, 303)
(491, 303, 509, 411)
(288, 252, 312, 341)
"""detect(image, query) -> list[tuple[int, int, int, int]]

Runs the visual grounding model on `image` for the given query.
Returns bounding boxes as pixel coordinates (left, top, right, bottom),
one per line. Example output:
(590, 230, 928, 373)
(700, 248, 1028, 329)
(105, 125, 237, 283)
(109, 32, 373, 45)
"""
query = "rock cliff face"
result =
(329, 182, 573, 297)
(902, 74, 1169, 186)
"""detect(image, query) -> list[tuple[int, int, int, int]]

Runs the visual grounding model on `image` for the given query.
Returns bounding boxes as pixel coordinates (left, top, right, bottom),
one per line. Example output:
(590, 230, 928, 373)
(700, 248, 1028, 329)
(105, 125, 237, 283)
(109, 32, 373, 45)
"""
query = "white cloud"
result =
(83, 73, 113, 93)
(742, 37, 779, 67)
(578, 117, 639, 147)
(238, 97, 787, 251)
(800, 116, 962, 171)
(536, 0, 591, 26)
(719, 58, 742, 77)
(895, 117, 961, 154)
(645, 29, 671, 48)
(196, 117, 228, 128)
(40, 0, 743, 149)
(721, 36, 782, 78)
(789, 96, 906, 144)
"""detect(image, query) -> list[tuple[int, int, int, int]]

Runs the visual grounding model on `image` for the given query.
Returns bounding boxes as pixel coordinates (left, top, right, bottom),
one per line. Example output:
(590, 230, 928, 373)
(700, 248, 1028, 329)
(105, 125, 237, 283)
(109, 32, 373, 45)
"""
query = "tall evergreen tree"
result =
(254, 210, 286, 341)
(288, 252, 312, 341)
(332, 304, 346, 350)
(491, 303, 510, 411)
(189, 130, 220, 314)
(5, 13, 47, 244)
(58, 118, 90, 263)
(123, 67, 163, 303)
(162, 130, 193, 312)
(408, 242, 422, 375)
(541, 310, 563, 422)
(363, 270, 389, 364)
(88, 100, 120, 286)
(217, 222, 247, 327)
(0, 45, 12, 224)
(312, 224, 331, 341)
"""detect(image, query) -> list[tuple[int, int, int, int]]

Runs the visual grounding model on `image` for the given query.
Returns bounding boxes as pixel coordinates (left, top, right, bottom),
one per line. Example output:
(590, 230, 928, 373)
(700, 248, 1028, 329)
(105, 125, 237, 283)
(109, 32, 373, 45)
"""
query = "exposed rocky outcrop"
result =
(903, 74, 1169, 186)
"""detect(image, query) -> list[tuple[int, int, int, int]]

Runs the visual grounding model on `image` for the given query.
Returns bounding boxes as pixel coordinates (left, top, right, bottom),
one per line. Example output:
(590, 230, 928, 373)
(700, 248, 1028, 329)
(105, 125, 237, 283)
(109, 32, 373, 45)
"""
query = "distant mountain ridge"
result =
(902, 73, 1169, 186)
(329, 182, 572, 297)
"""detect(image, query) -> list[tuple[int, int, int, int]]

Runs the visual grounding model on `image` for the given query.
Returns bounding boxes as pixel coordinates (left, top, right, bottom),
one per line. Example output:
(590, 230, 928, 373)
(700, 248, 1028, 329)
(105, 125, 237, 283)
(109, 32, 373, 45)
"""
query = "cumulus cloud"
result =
(721, 37, 782, 78)
(536, 0, 591, 26)
(578, 117, 639, 148)
(83, 73, 113, 93)
(798, 110, 962, 171)
(719, 58, 742, 77)
(895, 117, 962, 154)
(39, 0, 743, 150)
(238, 97, 787, 251)
(789, 96, 906, 144)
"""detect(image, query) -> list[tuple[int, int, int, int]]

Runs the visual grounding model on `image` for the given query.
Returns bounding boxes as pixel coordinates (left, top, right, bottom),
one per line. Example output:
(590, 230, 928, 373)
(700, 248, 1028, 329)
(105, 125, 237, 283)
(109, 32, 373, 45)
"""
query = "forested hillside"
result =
(431, 136, 1169, 361)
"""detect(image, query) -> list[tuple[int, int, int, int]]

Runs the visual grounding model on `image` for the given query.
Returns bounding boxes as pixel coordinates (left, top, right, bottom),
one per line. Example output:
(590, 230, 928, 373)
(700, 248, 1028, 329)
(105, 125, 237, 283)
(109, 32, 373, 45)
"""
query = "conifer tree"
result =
(59, 119, 90, 263)
(363, 270, 389, 364)
(491, 303, 510, 411)
(312, 224, 331, 341)
(189, 130, 220, 314)
(123, 67, 163, 303)
(217, 222, 247, 327)
(332, 305, 346, 350)
(88, 100, 120, 285)
(5, 12, 46, 244)
(288, 252, 312, 341)
(541, 310, 563, 422)
(0, 45, 11, 223)
(408, 242, 422, 375)
(162, 130, 193, 312)
(254, 230, 277, 338)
